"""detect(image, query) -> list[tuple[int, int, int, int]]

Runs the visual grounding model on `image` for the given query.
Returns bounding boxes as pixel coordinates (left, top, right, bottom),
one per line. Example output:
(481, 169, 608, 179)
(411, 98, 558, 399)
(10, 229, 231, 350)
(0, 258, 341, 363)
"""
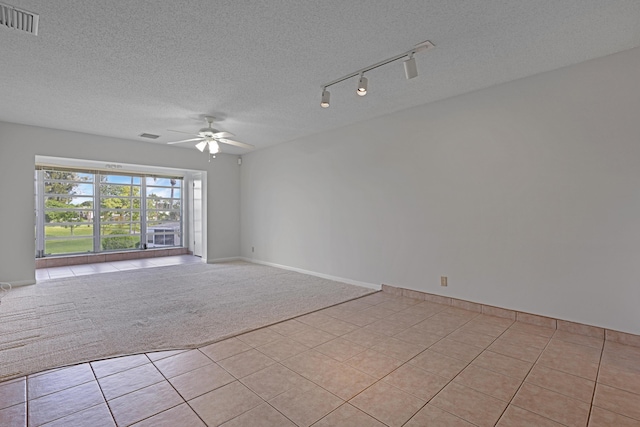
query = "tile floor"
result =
(1, 289, 640, 426)
(35, 255, 203, 281)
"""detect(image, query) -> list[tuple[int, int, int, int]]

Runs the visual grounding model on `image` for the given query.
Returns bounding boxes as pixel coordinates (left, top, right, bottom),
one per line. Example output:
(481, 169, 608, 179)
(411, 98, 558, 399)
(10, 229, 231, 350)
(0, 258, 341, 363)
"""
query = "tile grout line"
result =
(517, 334, 605, 397)
(491, 327, 558, 426)
(225, 309, 381, 425)
(25, 374, 29, 427)
(192, 346, 300, 426)
(497, 326, 608, 425)
(286, 302, 487, 425)
(266, 350, 384, 426)
(306, 299, 503, 425)
(27, 367, 111, 427)
(318, 300, 454, 406)
(146, 350, 208, 427)
(88, 362, 118, 427)
(397, 310, 515, 425)
(584, 339, 606, 426)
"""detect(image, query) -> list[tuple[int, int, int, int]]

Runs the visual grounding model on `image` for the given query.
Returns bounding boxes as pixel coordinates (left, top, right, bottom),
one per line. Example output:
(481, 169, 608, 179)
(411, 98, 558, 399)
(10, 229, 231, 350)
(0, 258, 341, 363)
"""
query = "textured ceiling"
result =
(1, 1, 640, 154)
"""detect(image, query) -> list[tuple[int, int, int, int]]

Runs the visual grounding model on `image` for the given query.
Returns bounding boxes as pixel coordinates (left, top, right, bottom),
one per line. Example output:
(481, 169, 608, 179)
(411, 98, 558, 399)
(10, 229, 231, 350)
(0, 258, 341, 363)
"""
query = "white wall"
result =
(0, 122, 241, 284)
(241, 47, 640, 335)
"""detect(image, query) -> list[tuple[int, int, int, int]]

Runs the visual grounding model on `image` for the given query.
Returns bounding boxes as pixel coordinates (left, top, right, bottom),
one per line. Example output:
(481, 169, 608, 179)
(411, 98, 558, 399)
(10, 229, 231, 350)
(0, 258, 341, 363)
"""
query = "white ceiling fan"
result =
(166, 116, 254, 154)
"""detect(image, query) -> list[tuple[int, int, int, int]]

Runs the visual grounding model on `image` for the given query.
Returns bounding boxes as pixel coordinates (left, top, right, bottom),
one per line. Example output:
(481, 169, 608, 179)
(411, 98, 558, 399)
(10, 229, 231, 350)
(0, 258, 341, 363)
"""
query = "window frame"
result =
(35, 167, 184, 257)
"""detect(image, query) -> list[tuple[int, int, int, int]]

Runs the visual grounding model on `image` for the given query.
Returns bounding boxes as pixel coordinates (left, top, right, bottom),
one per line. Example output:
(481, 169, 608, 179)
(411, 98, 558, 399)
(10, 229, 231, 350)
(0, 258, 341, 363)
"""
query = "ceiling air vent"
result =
(0, 2, 39, 35)
(139, 133, 160, 139)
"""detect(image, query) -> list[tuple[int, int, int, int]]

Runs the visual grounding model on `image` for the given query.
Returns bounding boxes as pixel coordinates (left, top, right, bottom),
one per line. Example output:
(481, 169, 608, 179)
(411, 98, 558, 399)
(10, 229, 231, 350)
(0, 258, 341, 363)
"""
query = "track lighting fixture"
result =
(320, 88, 330, 108)
(357, 74, 368, 96)
(404, 53, 418, 80)
(320, 40, 434, 108)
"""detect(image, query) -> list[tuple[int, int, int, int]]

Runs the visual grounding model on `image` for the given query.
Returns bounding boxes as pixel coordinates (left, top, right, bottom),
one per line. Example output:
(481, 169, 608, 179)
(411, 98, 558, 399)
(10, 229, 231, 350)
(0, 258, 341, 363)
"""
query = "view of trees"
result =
(45, 200, 86, 236)
(99, 180, 141, 250)
(39, 169, 181, 255)
(44, 171, 92, 236)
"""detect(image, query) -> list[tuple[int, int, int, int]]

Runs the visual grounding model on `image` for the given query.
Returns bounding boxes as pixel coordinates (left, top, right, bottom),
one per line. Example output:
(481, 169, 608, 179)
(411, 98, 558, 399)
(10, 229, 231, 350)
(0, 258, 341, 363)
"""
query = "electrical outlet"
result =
(440, 276, 448, 287)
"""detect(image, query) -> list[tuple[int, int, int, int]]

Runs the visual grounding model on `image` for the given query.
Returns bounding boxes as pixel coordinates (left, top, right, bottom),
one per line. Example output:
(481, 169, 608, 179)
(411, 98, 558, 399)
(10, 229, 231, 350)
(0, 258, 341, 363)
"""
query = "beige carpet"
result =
(0, 261, 374, 381)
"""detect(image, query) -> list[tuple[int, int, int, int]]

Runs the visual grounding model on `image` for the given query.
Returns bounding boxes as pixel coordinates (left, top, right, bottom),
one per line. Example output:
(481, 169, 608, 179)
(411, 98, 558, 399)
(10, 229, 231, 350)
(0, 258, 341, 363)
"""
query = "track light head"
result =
(357, 75, 368, 96)
(320, 88, 330, 108)
(404, 54, 418, 79)
(320, 40, 433, 107)
(195, 141, 208, 152)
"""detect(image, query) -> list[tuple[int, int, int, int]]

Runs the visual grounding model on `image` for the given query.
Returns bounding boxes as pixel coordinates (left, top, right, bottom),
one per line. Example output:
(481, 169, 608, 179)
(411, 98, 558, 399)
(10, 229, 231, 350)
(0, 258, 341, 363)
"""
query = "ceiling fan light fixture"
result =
(166, 116, 255, 153)
(195, 140, 208, 152)
(357, 74, 368, 96)
(209, 141, 220, 154)
(320, 88, 330, 108)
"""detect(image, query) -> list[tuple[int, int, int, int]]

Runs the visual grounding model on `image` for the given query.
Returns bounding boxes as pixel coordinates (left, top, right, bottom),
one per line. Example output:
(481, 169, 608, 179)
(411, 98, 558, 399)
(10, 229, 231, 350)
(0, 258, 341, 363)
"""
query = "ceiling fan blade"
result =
(212, 131, 234, 138)
(167, 129, 200, 137)
(167, 138, 203, 145)
(218, 138, 255, 150)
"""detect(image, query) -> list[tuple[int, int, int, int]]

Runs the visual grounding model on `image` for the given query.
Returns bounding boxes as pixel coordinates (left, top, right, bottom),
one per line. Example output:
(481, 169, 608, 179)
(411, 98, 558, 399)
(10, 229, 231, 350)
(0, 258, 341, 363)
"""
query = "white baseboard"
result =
(240, 257, 381, 291)
(207, 257, 242, 263)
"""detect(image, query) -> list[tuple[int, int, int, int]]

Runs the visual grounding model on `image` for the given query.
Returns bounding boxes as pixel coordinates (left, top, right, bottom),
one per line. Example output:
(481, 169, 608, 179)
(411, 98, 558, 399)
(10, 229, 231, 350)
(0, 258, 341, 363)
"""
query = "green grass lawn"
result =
(44, 225, 140, 255)
(44, 225, 92, 254)
(45, 225, 93, 237)
(45, 238, 93, 255)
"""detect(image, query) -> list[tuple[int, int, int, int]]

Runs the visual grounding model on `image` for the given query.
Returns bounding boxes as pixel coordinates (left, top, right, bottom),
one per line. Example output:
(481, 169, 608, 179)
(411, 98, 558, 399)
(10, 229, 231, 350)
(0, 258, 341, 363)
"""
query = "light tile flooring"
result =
(2, 282, 640, 426)
(35, 255, 202, 281)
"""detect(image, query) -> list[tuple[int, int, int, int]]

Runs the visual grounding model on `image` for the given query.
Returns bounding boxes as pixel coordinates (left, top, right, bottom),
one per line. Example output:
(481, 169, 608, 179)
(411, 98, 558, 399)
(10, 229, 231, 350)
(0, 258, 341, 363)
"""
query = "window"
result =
(100, 174, 142, 251)
(145, 177, 181, 249)
(35, 168, 183, 257)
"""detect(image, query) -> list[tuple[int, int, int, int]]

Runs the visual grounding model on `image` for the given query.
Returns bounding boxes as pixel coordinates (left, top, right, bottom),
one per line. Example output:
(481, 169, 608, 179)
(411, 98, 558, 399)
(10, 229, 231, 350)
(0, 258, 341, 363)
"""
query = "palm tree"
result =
(170, 179, 176, 200)
(170, 179, 177, 220)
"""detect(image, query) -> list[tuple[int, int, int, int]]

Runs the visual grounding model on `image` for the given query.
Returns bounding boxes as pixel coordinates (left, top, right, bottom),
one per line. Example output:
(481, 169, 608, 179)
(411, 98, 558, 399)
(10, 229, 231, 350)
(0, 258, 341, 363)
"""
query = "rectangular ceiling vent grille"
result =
(0, 2, 39, 35)
(139, 133, 160, 139)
